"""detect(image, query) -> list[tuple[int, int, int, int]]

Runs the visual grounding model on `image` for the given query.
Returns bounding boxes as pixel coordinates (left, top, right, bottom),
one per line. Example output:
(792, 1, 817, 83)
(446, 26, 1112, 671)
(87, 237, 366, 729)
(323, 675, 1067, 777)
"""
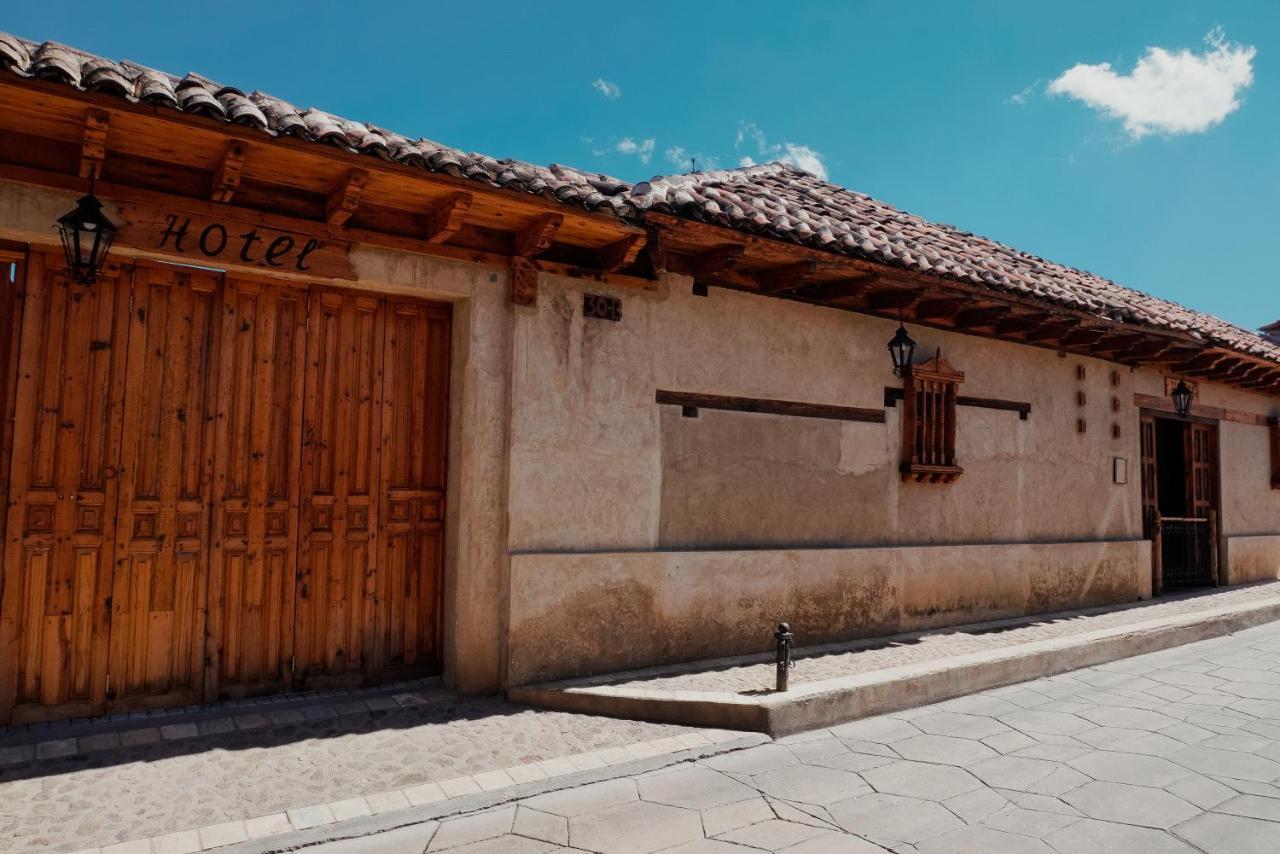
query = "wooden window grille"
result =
(900, 349, 964, 483)
(1270, 417, 1280, 489)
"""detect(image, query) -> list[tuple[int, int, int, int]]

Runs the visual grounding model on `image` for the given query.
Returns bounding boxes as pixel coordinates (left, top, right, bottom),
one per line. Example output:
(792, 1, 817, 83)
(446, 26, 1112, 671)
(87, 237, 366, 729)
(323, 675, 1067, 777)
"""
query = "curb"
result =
(511, 594, 1280, 737)
(225, 734, 769, 854)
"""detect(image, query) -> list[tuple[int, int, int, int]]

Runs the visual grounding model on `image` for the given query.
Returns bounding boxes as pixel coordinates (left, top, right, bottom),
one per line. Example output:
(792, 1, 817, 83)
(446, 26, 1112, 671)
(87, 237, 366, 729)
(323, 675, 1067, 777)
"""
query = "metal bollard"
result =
(774, 622, 794, 692)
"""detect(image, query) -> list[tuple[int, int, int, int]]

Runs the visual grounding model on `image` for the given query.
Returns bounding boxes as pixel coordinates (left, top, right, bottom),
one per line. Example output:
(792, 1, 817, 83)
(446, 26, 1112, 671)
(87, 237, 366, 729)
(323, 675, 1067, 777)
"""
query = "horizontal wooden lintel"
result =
(1134, 393, 1273, 427)
(656, 390, 885, 424)
(883, 387, 1031, 420)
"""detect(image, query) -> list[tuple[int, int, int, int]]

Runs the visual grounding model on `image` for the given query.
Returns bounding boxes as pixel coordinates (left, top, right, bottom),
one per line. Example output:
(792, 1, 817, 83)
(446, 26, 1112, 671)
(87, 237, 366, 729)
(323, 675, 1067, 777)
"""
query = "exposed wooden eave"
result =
(0, 77, 649, 285)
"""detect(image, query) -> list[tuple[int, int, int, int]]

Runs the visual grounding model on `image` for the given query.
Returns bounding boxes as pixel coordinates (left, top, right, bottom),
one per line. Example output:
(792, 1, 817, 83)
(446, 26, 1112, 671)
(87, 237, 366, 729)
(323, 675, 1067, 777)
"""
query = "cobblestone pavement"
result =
(315, 619, 1280, 853)
(582, 582, 1280, 694)
(0, 695, 713, 853)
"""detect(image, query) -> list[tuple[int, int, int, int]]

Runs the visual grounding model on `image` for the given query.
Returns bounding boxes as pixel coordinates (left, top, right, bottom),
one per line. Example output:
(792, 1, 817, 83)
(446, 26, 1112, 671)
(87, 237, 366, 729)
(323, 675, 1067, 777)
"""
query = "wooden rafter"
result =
(758, 260, 818, 294)
(951, 307, 1003, 330)
(515, 213, 564, 257)
(424, 192, 473, 244)
(79, 108, 109, 178)
(994, 314, 1053, 336)
(806, 274, 878, 301)
(1059, 328, 1109, 347)
(865, 288, 922, 311)
(325, 168, 370, 226)
(914, 298, 970, 321)
(597, 233, 647, 272)
(692, 244, 745, 279)
(210, 140, 246, 203)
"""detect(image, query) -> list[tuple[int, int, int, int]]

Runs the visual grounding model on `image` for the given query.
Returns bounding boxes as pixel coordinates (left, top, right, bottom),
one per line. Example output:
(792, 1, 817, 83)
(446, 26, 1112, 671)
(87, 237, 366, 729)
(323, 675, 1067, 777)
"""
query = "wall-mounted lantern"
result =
(887, 320, 917, 378)
(55, 173, 116, 286)
(1170, 379, 1194, 417)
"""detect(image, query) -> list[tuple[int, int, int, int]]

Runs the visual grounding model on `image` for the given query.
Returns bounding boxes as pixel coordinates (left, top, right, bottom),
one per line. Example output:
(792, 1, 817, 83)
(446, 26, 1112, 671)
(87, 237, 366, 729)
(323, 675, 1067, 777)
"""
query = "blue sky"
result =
(5, 1, 1277, 329)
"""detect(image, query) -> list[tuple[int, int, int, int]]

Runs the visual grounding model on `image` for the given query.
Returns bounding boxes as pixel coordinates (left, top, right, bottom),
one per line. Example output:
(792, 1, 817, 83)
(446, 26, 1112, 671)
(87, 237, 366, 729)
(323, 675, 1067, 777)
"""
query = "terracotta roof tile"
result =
(0, 32, 1275, 370)
(0, 34, 632, 217)
(631, 163, 1280, 364)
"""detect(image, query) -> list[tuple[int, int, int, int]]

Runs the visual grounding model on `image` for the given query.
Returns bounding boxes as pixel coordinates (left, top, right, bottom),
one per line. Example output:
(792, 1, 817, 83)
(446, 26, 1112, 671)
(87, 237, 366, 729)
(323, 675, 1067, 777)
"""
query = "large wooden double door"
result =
(0, 254, 450, 724)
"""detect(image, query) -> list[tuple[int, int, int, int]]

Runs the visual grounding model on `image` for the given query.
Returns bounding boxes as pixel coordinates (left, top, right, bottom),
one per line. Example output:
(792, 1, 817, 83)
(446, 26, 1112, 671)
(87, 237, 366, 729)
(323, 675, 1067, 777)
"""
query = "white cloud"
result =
(734, 122, 828, 178)
(615, 137, 655, 164)
(1005, 82, 1039, 106)
(592, 78, 622, 100)
(664, 145, 718, 171)
(1048, 27, 1255, 139)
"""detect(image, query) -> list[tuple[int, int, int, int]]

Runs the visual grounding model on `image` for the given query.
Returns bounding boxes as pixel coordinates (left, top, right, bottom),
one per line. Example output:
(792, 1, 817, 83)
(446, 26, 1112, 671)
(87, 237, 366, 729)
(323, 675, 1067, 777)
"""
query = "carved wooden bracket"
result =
(515, 214, 563, 257)
(424, 192, 472, 243)
(511, 257, 538, 306)
(325, 168, 370, 225)
(597, 233, 646, 272)
(211, 141, 247, 203)
(758, 260, 817, 294)
(79, 109, 110, 178)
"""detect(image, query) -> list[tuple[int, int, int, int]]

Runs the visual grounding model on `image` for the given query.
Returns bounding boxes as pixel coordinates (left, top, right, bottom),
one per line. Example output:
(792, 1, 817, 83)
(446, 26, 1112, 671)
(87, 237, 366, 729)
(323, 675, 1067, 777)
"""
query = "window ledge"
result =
(900, 463, 963, 484)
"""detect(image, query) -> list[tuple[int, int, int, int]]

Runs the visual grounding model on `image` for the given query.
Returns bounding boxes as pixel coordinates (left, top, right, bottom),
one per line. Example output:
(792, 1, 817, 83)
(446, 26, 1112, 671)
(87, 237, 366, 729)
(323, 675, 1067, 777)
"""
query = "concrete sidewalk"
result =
(243, 619, 1280, 854)
(511, 582, 1280, 735)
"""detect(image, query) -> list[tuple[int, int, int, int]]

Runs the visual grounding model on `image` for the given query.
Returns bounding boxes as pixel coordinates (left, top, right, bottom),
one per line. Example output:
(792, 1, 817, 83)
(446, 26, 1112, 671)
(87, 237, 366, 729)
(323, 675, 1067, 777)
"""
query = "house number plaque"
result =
(116, 203, 356, 280)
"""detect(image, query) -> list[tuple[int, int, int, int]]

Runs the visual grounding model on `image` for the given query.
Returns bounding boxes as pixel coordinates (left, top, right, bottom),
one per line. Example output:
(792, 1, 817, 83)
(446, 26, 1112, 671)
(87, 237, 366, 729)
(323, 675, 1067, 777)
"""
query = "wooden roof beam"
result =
(994, 313, 1053, 336)
(515, 213, 564, 257)
(1173, 352, 1229, 373)
(597, 233, 647, 272)
(79, 108, 109, 178)
(423, 191, 473, 244)
(865, 287, 924, 311)
(1242, 370, 1280, 389)
(1058, 328, 1109, 347)
(326, 168, 370, 226)
(759, 259, 818, 294)
(805, 274, 878, 301)
(210, 140, 246, 203)
(913, 298, 971, 322)
(951, 307, 1005, 331)
(692, 244, 745, 279)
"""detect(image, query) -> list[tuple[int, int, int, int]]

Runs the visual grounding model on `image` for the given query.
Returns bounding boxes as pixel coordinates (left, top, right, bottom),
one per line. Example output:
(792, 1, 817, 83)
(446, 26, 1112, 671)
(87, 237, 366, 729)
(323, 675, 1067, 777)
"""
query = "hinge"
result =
(290, 656, 296, 674)
(105, 673, 111, 695)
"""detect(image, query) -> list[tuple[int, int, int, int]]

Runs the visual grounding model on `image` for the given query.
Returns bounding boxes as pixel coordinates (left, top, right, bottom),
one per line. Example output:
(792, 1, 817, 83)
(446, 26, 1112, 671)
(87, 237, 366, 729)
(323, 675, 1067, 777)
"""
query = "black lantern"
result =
(55, 176, 116, 286)
(1171, 379, 1194, 417)
(887, 321, 917, 378)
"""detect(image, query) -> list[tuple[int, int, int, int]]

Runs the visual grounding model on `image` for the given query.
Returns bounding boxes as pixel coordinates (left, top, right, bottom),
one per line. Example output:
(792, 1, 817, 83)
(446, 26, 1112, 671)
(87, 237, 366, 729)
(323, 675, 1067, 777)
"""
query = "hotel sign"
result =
(116, 203, 356, 280)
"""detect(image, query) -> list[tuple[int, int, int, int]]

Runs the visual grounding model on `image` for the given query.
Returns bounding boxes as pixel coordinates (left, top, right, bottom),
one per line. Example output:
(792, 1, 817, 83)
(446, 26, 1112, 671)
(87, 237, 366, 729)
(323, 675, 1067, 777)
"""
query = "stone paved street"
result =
(0, 696, 715, 853)
(308, 619, 1280, 853)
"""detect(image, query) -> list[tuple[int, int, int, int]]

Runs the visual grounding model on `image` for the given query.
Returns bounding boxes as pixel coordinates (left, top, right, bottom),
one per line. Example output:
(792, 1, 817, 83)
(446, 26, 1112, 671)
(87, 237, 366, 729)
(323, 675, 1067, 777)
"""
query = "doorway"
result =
(0, 254, 451, 725)
(1140, 413, 1220, 593)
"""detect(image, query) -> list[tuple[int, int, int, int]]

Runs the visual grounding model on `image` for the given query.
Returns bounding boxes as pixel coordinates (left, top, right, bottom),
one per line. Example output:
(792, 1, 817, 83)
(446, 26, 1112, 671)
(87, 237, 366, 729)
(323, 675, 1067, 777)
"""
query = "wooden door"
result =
(294, 289, 384, 686)
(375, 298, 450, 679)
(1187, 423, 1218, 518)
(108, 265, 218, 710)
(1139, 415, 1157, 539)
(206, 277, 307, 698)
(0, 254, 130, 723)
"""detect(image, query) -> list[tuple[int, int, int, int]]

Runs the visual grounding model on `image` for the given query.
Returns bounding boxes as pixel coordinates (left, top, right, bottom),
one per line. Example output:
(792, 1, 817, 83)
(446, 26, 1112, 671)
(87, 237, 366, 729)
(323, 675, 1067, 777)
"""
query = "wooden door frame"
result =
(1140, 408, 1224, 592)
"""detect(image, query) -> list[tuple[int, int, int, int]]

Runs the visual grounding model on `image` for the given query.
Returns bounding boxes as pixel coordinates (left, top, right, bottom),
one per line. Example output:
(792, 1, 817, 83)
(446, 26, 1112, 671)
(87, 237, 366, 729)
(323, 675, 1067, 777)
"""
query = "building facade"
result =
(0, 34, 1278, 725)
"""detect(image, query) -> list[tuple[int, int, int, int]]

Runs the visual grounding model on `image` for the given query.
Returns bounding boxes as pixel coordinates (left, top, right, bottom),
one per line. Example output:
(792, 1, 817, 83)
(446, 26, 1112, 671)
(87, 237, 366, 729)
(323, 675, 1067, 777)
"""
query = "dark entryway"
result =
(1140, 414, 1220, 593)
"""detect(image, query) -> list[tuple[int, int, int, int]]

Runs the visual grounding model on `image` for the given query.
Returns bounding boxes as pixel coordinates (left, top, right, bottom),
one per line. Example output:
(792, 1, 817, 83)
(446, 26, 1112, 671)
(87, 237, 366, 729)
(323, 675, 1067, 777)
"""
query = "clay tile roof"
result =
(0, 33, 634, 217)
(0, 32, 1276, 370)
(631, 163, 1280, 365)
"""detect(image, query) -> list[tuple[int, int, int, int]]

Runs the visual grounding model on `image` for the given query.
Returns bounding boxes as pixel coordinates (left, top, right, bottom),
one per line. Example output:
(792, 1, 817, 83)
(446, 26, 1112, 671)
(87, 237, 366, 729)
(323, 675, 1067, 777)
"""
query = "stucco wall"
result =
(506, 539, 1151, 685)
(507, 274, 1145, 553)
(1227, 535, 1280, 585)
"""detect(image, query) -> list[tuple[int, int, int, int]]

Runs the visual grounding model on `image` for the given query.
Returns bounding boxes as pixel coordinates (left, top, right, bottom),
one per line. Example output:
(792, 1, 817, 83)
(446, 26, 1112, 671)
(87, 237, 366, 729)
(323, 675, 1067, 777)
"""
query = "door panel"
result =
(207, 278, 306, 697)
(108, 266, 218, 709)
(295, 289, 384, 685)
(376, 299, 450, 677)
(0, 254, 130, 722)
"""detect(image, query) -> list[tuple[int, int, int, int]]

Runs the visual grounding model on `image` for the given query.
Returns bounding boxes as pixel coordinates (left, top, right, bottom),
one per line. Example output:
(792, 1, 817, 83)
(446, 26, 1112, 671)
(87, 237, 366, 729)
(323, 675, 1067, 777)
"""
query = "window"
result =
(901, 350, 964, 483)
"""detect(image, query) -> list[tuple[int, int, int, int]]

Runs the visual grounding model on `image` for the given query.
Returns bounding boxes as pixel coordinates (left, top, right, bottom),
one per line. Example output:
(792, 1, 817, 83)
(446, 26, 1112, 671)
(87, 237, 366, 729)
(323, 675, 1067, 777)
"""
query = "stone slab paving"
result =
(565, 582, 1280, 695)
(0, 691, 733, 853)
(297, 618, 1280, 853)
